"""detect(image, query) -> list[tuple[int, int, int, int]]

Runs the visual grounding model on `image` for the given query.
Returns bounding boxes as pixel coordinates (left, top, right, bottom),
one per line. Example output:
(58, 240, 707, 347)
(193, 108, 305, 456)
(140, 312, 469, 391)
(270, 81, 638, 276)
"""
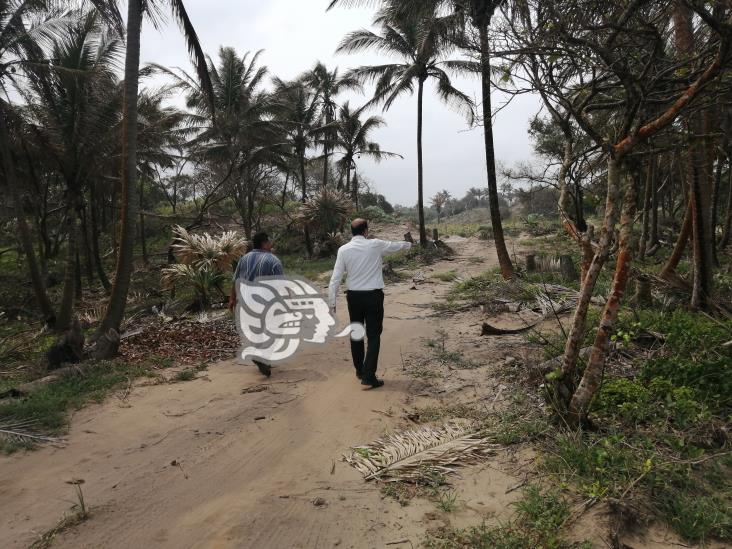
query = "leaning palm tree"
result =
(329, 0, 514, 274)
(302, 62, 362, 189)
(90, 0, 215, 358)
(336, 6, 474, 245)
(331, 101, 401, 207)
(23, 10, 123, 330)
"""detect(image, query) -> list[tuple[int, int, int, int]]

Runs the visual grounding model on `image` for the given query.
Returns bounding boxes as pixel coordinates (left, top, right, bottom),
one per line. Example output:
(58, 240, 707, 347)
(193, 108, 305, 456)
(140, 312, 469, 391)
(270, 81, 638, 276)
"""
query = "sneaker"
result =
(252, 359, 272, 377)
(361, 377, 384, 388)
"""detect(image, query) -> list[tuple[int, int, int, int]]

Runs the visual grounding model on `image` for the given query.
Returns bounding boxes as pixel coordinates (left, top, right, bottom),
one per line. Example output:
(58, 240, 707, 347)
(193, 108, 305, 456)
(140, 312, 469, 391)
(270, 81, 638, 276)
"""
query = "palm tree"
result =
(462, 0, 514, 278)
(274, 78, 323, 257)
(155, 47, 284, 238)
(303, 62, 362, 190)
(331, 101, 401, 207)
(466, 186, 483, 209)
(23, 10, 123, 330)
(336, 6, 474, 245)
(431, 190, 450, 223)
(329, 0, 513, 271)
(90, 0, 214, 358)
(0, 0, 64, 324)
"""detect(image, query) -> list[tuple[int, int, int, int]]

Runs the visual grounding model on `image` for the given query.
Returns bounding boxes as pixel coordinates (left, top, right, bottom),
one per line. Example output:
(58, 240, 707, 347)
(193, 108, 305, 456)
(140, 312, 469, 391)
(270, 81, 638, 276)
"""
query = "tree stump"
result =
(45, 318, 84, 370)
(92, 328, 121, 360)
(432, 228, 439, 242)
(633, 275, 653, 307)
(404, 231, 414, 244)
(559, 255, 578, 281)
(526, 254, 537, 273)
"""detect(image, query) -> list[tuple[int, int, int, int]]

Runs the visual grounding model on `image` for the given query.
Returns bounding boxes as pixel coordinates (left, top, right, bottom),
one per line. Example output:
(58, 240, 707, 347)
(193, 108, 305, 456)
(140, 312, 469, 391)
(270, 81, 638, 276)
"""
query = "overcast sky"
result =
(139, 0, 541, 206)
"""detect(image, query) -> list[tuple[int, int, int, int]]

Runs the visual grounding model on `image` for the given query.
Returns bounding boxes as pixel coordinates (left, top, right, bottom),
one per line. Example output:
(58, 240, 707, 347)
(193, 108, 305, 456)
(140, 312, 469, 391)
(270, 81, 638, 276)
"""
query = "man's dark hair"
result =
(252, 232, 270, 249)
(351, 219, 368, 236)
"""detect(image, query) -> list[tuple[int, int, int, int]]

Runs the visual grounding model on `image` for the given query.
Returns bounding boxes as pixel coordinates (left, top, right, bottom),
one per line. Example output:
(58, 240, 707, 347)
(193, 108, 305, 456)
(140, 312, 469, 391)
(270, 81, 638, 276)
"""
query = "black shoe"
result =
(361, 377, 384, 388)
(252, 359, 272, 377)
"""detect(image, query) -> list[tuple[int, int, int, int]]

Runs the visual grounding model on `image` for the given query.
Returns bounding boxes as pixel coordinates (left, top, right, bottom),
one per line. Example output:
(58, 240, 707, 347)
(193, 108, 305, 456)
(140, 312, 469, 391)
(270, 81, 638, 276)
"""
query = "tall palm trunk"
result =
(80, 205, 94, 283)
(95, 0, 142, 357)
(90, 181, 111, 291)
(417, 77, 427, 245)
(139, 179, 148, 266)
(0, 108, 55, 323)
(479, 23, 513, 278)
(299, 149, 314, 257)
(57, 200, 78, 331)
(322, 146, 330, 190)
(322, 117, 332, 190)
(347, 160, 356, 206)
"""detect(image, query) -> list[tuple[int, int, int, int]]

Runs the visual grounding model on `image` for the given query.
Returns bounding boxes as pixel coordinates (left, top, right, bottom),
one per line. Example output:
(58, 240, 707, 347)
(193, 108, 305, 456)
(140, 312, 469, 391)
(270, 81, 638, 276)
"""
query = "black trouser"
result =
(346, 289, 385, 380)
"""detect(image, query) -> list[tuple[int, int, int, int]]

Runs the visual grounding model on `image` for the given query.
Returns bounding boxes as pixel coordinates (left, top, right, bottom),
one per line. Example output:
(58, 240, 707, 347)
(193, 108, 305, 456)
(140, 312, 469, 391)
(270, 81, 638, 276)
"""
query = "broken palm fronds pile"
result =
(446, 271, 594, 316)
(344, 420, 498, 482)
(0, 419, 66, 448)
(532, 284, 583, 316)
(480, 284, 589, 336)
(119, 316, 239, 365)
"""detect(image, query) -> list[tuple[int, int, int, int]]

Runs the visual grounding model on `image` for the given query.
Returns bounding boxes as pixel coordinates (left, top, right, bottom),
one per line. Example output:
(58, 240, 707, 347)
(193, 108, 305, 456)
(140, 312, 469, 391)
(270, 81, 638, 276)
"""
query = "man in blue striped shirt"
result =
(229, 231, 284, 376)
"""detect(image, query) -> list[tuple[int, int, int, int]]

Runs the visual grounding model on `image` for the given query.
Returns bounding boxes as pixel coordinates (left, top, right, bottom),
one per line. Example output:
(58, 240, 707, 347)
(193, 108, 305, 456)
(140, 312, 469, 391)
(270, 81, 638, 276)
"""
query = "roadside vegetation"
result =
(1, 1, 732, 548)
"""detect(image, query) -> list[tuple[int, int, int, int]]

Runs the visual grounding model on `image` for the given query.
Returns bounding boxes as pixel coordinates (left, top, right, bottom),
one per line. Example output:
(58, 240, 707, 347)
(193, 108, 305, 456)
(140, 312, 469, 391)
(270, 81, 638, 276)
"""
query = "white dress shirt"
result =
(328, 235, 412, 307)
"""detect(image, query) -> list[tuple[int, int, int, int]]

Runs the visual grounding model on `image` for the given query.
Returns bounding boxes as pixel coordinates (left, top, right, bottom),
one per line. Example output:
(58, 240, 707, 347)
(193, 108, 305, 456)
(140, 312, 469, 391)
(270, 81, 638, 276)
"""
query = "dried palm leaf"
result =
(0, 420, 66, 447)
(344, 420, 497, 482)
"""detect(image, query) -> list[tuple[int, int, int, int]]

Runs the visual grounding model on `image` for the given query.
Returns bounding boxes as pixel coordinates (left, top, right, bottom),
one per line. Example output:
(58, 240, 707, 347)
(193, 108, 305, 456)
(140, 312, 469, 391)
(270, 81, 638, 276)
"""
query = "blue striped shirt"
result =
(233, 250, 284, 282)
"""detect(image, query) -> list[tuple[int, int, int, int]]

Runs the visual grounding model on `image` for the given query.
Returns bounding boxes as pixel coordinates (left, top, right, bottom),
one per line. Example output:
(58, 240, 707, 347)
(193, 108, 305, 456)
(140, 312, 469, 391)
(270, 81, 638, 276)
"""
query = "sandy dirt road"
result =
(1, 236, 526, 549)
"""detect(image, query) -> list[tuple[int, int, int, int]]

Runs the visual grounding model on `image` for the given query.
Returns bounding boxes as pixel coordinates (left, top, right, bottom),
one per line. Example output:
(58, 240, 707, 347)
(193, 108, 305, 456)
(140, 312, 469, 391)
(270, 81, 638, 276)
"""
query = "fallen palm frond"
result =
(0, 419, 66, 447)
(533, 284, 580, 316)
(344, 420, 498, 482)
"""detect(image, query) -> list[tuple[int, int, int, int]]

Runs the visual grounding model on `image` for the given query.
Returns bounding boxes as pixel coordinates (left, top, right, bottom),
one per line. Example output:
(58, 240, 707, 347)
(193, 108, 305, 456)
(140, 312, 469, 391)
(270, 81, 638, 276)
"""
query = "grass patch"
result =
(427, 484, 590, 549)
(173, 368, 196, 382)
(387, 242, 455, 271)
(279, 255, 335, 281)
(380, 482, 416, 507)
(483, 409, 552, 445)
(0, 360, 160, 451)
(424, 329, 481, 370)
(538, 308, 732, 543)
(437, 490, 458, 512)
(380, 466, 453, 508)
(431, 270, 458, 283)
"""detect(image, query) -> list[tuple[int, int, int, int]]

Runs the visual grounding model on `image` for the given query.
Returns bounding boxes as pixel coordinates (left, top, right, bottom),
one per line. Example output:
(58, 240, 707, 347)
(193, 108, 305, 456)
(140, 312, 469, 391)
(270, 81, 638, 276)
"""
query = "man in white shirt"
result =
(328, 219, 412, 388)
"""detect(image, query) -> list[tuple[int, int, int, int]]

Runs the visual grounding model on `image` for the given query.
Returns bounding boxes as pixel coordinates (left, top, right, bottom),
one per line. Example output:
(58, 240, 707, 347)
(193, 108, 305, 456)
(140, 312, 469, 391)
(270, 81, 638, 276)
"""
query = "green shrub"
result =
(360, 205, 391, 221)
